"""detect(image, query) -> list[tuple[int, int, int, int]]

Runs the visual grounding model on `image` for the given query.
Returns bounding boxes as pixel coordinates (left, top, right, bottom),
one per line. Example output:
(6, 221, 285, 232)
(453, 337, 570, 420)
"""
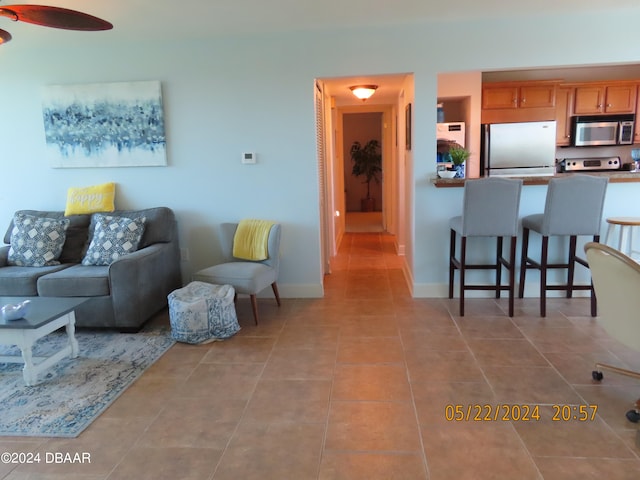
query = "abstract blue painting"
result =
(42, 80, 167, 168)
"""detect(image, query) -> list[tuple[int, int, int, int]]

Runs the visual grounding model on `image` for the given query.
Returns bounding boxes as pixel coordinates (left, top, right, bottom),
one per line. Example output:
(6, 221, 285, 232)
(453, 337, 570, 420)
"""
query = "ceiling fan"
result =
(0, 3, 112, 44)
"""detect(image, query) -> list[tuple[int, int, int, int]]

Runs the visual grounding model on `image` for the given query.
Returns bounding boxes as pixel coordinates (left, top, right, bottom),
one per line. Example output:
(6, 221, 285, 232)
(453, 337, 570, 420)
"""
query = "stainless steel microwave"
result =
(572, 114, 635, 147)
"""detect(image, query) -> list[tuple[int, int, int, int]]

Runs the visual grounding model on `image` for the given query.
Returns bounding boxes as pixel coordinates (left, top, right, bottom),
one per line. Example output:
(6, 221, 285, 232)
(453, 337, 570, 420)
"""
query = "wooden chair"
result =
(585, 242, 640, 423)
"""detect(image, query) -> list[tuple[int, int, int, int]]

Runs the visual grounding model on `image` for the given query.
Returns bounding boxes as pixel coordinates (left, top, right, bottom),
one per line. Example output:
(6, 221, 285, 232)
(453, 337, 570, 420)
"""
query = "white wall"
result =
(437, 71, 482, 177)
(1, 8, 640, 298)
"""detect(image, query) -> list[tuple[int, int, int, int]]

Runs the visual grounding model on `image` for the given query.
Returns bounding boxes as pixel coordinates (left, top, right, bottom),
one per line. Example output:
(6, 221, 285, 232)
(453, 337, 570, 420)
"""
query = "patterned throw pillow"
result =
(7, 213, 70, 267)
(81, 214, 146, 266)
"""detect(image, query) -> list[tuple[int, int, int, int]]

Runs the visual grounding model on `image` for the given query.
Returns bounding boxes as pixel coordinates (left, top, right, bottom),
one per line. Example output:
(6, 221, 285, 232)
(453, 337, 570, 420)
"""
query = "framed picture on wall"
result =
(405, 103, 412, 151)
(42, 80, 167, 168)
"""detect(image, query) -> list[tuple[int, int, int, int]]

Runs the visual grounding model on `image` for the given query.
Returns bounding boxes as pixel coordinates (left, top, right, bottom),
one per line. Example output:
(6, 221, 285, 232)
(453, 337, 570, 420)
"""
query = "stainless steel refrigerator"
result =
(481, 121, 557, 177)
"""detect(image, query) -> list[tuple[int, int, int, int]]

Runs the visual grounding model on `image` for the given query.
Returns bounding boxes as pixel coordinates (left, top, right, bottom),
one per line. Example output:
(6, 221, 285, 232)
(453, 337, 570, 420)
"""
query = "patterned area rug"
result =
(0, 328, 175, 437)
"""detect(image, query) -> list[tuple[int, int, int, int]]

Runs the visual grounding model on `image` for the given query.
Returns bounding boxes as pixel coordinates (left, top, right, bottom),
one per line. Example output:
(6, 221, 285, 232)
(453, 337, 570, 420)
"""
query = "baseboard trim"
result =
(401, 257, 414, 296)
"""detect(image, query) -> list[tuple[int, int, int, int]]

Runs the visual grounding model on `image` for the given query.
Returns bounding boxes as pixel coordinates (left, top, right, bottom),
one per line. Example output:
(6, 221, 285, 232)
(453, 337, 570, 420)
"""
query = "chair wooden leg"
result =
(250, 294, 259, 325)
(518, 228, 530, 298)
(540, 236, 549, 317)
(508, 236, 517, 317)
(567, 235, 577, 298)
(449, 229, 456, 299)
(591, 235, 599, 317)
(271, 282, 281, 306)
(459, 236, 466, 317)
(496, 236, 503, 299)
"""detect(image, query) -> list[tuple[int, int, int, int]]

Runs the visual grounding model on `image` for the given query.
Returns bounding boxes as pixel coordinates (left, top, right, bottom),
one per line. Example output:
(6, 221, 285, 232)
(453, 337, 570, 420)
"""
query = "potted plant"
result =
(350, 139, 382, 211)
(447, 145, 470, 178)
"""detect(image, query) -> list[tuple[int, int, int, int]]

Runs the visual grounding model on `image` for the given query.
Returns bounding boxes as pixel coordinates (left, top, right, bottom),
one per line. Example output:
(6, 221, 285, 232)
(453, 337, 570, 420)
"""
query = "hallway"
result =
(344, 212, 385, 233)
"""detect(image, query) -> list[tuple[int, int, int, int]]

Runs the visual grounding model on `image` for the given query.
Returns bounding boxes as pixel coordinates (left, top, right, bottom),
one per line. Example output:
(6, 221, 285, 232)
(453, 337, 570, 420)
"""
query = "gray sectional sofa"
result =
(0, 207, 182, 331)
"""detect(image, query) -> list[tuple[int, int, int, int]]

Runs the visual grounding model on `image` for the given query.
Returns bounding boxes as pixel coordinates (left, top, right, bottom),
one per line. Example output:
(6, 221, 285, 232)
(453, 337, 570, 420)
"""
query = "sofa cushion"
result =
(85, 207, 175, 249)
(4, 210, 91, 264)
(64, 182, 116, 216)
(82, 214, 146, 266)
(7, 213, 70, 267)
(0, 264, 72, 296)
(37, 264, 110, 297)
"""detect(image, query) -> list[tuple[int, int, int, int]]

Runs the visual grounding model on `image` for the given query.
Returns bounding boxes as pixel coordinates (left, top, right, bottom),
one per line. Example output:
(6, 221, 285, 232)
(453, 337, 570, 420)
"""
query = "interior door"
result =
(314, 82, 332, 274)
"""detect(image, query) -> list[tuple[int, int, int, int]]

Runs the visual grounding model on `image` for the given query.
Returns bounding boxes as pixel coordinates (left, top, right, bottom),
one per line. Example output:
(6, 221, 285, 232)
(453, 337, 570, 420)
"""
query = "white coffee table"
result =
(0, 297, 88, 386)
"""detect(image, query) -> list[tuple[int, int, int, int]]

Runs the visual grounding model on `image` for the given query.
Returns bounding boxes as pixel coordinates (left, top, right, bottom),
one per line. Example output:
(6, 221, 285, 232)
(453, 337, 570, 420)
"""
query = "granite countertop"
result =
(432, 171, 640, 188)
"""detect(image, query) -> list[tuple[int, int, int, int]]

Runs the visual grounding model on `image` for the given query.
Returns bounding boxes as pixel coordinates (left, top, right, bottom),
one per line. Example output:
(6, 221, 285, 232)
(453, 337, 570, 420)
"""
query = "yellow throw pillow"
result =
(64, 182, 116, 216)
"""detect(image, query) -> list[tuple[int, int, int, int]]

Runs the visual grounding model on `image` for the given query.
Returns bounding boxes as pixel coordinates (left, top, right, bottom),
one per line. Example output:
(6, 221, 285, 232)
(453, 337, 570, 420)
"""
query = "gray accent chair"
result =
(518, 175, 608, 317)
(449, 178, 523, 317)
(192, 222, 281, 325)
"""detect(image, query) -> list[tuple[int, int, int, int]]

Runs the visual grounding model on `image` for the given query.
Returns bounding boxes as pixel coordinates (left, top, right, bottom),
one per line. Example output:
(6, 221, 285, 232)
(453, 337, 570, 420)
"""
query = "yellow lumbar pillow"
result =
(64, 182, 116, 216)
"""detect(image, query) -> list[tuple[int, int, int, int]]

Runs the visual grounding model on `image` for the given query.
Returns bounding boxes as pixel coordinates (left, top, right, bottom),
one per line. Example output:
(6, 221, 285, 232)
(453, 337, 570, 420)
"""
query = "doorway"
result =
(337, 104, 395, 238)
(343, 112, 384, 233)
(315, 73, 411, 278)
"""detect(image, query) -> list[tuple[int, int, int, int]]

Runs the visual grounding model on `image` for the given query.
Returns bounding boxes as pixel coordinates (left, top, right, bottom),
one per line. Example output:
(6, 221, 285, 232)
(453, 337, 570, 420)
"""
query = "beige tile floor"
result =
(2, 232, 640, 479)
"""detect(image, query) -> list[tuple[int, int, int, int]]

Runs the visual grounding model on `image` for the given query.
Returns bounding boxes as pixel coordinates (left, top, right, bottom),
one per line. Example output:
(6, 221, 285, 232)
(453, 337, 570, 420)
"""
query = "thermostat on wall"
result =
(242, 152, 256, 164)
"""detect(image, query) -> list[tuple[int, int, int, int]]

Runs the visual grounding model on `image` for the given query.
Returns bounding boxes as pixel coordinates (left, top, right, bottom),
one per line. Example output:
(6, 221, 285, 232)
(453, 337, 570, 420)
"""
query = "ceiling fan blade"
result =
(0, 27, 11, 43)
(0, 5, 112, 31)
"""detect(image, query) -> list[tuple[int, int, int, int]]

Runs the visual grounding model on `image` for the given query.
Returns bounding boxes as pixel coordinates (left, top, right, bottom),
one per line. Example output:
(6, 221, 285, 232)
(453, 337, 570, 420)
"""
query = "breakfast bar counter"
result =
(432, 171, 640, 188)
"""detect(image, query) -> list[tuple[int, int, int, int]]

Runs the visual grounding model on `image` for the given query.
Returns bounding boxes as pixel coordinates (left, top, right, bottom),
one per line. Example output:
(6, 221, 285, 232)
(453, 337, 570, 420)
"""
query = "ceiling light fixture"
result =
(349, 85, 378, 101)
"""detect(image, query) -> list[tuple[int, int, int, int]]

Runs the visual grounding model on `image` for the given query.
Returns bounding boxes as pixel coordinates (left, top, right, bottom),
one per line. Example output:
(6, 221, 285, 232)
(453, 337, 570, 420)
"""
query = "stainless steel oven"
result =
(559, 156, 621, 172)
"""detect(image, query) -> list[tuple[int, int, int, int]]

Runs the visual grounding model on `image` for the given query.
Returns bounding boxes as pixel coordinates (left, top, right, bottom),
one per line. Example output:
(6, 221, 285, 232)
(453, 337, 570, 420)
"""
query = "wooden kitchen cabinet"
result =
(481, 80, 558, 123)
(482, 81, 556, 109)
(482, 85, 519, 109)
(635, 83, 640, 144)
(555, 86, 574, 146)
(573, 82, 637, 115)
(518, 84, 557, 108)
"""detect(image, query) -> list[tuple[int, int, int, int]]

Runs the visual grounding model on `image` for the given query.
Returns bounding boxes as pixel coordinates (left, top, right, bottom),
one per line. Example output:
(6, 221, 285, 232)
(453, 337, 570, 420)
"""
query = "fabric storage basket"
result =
(168, 281, 240, 344)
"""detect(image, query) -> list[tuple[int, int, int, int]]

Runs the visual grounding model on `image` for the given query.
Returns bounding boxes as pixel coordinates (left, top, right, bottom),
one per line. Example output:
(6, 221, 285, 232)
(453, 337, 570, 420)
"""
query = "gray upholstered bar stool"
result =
(518, 175, 609, 317)
(449, 177, 523, 317)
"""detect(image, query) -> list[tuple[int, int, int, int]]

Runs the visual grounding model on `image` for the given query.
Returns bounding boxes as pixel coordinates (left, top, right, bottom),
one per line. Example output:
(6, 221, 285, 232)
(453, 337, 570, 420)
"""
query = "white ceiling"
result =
(2, 0, 639, 106)
(3, 0, 638, 42)
(61, 0, 640, 37)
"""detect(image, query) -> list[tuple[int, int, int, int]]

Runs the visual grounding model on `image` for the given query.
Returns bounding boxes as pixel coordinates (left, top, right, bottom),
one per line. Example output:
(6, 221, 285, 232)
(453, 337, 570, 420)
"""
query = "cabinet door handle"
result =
(607, 103, 612, 107)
